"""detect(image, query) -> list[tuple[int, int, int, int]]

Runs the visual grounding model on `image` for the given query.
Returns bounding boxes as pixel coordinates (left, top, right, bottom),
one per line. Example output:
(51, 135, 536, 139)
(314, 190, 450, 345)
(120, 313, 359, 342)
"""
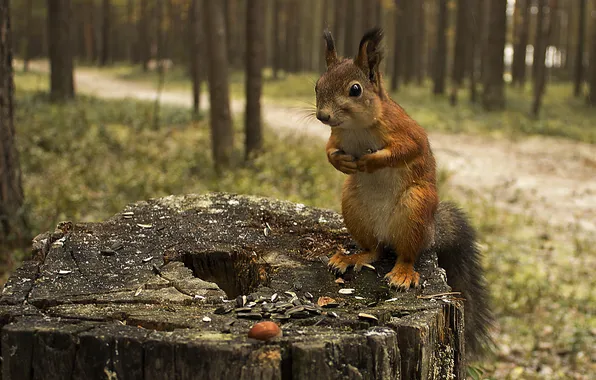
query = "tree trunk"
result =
(100, 0, 110, 66)
(511, 0, 531, 87)
(245, 0, 265, 159)
(22, 0, 34, 71)
(272, 0, 282, 79)
(333, 0, 346, 58)
(189, 0, 202, 116)
(343, 0, 356, 56)
(450, 0, 468, 105)
(47, 0, 75, 100)
(402, 0, 415, 85)
(203, 1, 234, 171)
(414, 0, 425, 85)
(482, 0, 506, 111)
(532, 0, 556, 116)
(433, 0, 447, 95)
(138, 0, 150, 71)
(0, 0, 28, 259)
(469, 0, 483, 103)
(126, 0, 135, 62)
(588, 0, 596, 106)
(391, 2, 403, 92)
(573, 0, 587, 96)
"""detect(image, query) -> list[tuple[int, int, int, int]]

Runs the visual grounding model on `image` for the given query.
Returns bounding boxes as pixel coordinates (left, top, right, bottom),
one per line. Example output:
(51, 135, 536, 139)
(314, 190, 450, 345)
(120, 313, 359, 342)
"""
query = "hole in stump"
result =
(183, 250, 271, 298)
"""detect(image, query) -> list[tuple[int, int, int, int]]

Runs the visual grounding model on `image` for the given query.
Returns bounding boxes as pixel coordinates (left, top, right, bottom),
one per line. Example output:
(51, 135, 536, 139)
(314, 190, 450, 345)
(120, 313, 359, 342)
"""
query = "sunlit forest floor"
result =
(12, 65, 596, 379)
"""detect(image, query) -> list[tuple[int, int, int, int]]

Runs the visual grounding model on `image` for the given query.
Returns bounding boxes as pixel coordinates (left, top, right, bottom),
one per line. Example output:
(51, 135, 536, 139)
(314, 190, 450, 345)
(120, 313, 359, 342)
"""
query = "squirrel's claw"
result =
(384, 264, 420, 290)
(328, 252, 351, 274)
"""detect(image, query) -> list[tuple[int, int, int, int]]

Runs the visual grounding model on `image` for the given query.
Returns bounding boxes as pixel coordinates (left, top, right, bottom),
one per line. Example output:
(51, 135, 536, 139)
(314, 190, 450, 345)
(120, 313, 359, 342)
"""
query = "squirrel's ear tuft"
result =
(355, 28, 384, 84)
(323, 30, 339, 68)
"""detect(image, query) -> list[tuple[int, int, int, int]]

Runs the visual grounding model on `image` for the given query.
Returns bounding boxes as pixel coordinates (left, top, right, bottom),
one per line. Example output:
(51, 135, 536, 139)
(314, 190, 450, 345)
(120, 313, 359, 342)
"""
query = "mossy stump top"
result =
(0, 193, 465, 379)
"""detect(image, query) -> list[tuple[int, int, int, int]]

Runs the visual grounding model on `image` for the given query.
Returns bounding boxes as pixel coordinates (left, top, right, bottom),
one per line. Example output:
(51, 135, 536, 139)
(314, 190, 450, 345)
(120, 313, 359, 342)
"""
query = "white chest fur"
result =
(337, 128, 385, 159)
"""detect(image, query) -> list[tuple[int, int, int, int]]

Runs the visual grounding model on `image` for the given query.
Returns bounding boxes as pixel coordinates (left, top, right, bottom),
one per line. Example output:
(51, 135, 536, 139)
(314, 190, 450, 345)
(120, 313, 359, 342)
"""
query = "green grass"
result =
(88, 63, 596, 143)
(13, 69, 596, 379)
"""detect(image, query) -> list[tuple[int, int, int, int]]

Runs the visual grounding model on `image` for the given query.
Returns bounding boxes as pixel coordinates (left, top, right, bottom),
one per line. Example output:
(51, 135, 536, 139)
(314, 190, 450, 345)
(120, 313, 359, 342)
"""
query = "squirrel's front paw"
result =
(385, 263, 420, 289)
(356, 153, 381, 173)
(329, 150, 358, 175)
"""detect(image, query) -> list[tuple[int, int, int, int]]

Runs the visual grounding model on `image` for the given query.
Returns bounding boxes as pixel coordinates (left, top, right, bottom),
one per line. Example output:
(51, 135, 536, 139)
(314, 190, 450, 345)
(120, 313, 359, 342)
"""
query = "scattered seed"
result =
(328, 311, 339, 318)
(58, 270, 72, 275)
(263, 227, 270, 237)
(291, 297, 302, 306)
(202, 316, 212, 323)
(284, 291, 297, 298)
(355, 296, 365, 300)
(134, 287, 143, 297)
(122, 211, 134, 216)
(237, 312, 263, 320)
(277, 303, 293, 309)
(290, 311, 310, 319)
(271, 314, 290, 321)
(367, 301, 378, 307)
(194, 295, 206, 301)
(271, 293, 279, 302)
(234, 307, 253, 313)
(137, 223, 153, 229)
(334, 278, 345, 284)
(338, 288, 355, 295)
(236, 295, 247, 307)
(214, 305, 233, 315)
(358, 313, 378, 322)
(362, 263, 376, 270)
(142, 256, 154, 263)
(304, 292, 313, 300)
(100, 249, 116, 256)
(287, 306, 305, 315)
(110, 241, 124, 251)
(385, 298, 399, 302)
(246, 302, 257, 308)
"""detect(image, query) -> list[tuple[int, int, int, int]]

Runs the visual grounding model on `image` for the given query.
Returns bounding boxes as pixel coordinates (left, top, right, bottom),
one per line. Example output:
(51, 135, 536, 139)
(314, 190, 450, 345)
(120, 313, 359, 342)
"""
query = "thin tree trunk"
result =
(22, 0, 34, 71)
(532, 0, 556, 116)
(126, 0, 135, 62)
(0, 0, 29, 257)
(433, 0, 448, 95)
(573, 0, 587, 96)
(138, 0, 150, 71)
(203, 1, 234, 171)
(272, 0, 281, 79)
(402, 0, 415, 85)
(482, 0, 507, 110)
(245, 0, 265, 159)
(47, 0, 75, 100)
(587, 0, 596, 106)
(415, 0, 425, 85)
(469, 0, 482, 103)
(189, 0, 202, 116)
(100, 0, 110, 66)
(512, 0, 531, 87)
(450, 0, 468, 105)
(391, 1, 403, 92)
(343, 0, 356, 56)
(333, 0, 346, 57)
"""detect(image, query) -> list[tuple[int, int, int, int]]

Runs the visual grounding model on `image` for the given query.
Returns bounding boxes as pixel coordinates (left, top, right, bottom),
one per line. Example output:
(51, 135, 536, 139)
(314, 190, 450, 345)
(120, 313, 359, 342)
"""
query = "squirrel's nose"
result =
(316, 111, 331, 123)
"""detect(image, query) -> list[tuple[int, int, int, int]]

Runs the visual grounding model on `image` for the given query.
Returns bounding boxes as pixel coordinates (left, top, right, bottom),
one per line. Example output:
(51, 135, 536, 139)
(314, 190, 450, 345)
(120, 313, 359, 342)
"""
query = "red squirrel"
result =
(315, 28, 492, 356)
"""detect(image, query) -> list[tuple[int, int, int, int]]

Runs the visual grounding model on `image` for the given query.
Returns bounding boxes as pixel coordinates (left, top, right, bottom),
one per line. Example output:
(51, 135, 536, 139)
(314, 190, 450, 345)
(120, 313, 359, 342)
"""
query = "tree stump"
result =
(0, 193, 465, 379)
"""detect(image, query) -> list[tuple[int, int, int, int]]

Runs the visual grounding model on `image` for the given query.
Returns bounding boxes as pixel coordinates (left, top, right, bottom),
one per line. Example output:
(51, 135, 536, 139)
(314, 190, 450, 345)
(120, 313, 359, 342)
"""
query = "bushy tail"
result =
(433, 201, 494, 358)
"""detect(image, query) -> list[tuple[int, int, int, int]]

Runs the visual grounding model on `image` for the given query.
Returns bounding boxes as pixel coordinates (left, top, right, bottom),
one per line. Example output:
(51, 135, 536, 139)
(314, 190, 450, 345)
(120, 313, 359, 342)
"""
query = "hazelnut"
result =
(247, 321, 282, 341)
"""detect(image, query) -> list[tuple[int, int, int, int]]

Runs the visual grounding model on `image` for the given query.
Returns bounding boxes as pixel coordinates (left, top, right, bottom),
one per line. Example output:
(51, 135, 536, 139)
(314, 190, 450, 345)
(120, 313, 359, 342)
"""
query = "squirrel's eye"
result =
(349, 83, 362, 97)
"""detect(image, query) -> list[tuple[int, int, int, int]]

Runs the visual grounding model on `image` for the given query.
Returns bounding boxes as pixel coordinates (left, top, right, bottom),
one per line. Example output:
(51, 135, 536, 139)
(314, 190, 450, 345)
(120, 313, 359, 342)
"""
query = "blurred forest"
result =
(1, 0, 596, 378)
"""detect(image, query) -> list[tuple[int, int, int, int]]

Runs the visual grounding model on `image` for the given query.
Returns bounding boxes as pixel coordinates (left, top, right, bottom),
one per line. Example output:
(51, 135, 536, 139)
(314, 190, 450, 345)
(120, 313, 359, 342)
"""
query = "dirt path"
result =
(69, 68, 596, 236)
